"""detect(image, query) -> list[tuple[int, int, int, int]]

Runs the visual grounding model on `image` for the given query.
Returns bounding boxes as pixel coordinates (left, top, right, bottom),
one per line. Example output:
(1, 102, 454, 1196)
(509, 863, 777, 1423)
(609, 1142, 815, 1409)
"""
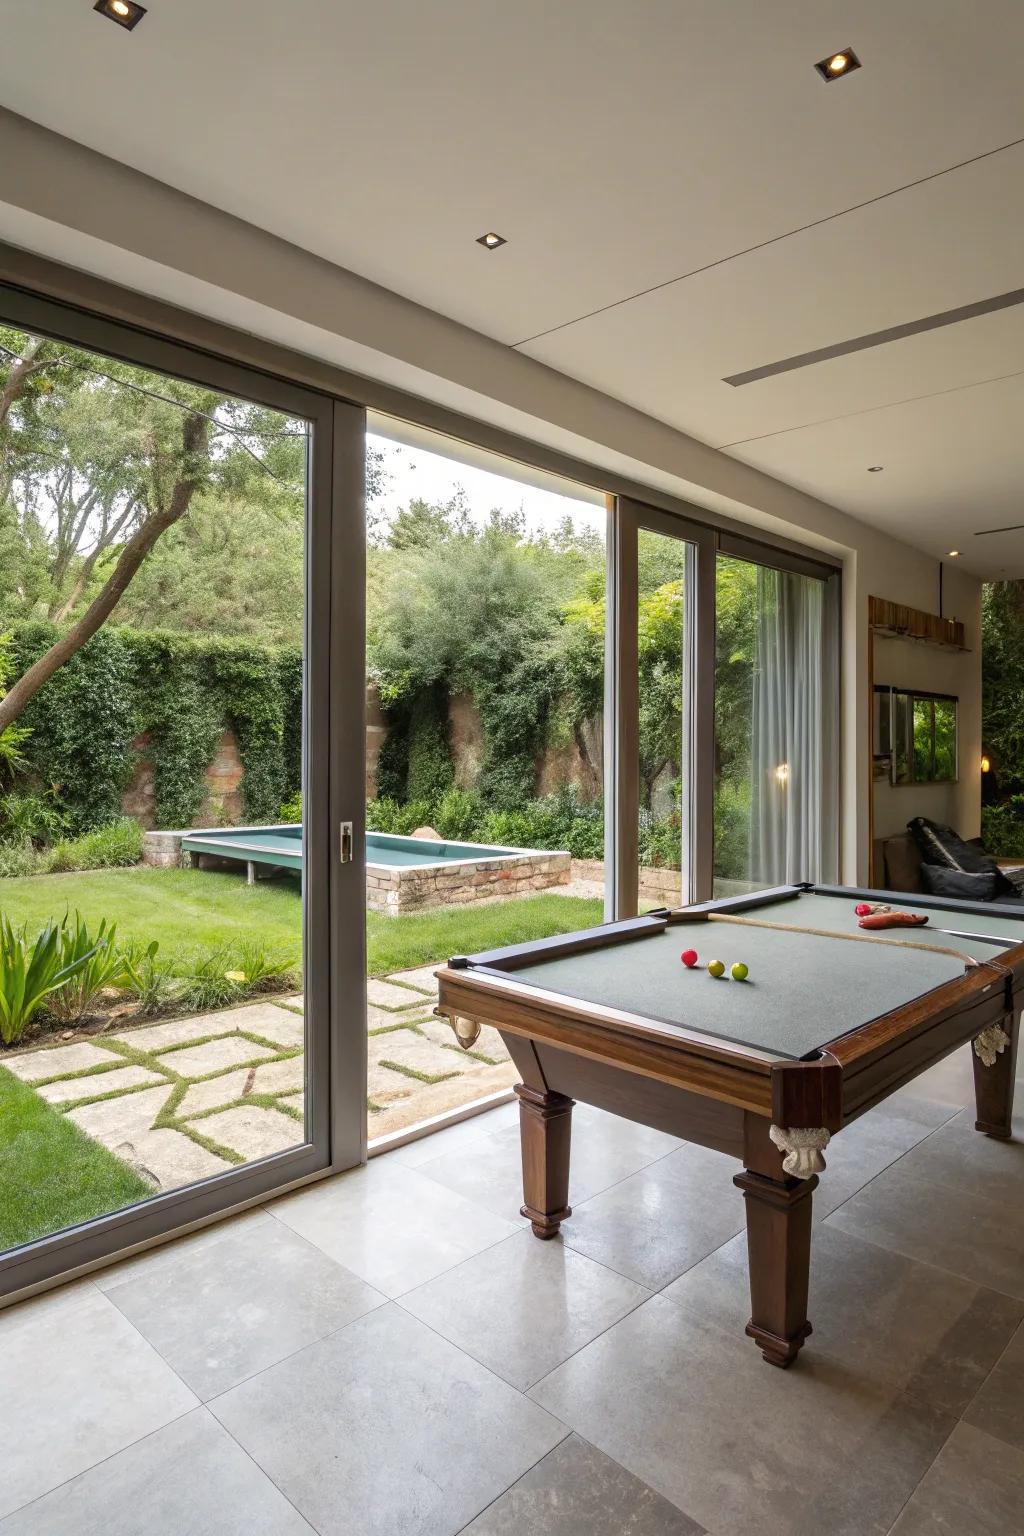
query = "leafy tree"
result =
(0, 326, 309, 728)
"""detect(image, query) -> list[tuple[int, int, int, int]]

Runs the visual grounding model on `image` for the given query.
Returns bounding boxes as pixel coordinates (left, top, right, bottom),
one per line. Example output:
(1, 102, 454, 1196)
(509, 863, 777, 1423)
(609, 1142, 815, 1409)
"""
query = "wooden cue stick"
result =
(707, 912, 978, 965)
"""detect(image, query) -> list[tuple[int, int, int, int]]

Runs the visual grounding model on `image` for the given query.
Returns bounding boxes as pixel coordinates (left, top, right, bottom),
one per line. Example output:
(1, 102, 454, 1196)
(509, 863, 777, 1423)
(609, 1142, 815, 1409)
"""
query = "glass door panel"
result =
(0, 289, 357, 1297)
(364, 413, 606, 1144)
(636, 527, 688, 908)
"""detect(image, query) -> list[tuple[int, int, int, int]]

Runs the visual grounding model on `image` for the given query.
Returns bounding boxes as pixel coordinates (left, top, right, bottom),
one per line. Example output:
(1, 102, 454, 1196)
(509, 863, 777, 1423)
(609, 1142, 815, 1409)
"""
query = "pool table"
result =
(436, 883, 1022, 1367)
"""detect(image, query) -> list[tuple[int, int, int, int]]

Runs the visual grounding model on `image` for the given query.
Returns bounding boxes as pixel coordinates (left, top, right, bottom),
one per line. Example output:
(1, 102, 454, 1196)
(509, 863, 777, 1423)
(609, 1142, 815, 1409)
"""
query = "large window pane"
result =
(714, 555, 837, 894)
(365, 417, 605, 1142)
(636, 528, 689, 907)
(0, 319, 312, 1256)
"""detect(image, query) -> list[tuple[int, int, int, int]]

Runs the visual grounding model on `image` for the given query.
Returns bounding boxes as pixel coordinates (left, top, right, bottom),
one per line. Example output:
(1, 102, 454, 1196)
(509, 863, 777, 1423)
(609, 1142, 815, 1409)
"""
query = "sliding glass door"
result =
(607, 500, 714, 914)
(610, 504, 840, 913)
(0, 287, 365, 1299)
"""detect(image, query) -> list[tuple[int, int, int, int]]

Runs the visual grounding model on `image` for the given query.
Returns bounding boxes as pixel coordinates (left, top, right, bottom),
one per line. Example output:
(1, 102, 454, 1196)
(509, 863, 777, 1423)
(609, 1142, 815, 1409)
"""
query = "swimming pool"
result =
(162, 824, 571, 914)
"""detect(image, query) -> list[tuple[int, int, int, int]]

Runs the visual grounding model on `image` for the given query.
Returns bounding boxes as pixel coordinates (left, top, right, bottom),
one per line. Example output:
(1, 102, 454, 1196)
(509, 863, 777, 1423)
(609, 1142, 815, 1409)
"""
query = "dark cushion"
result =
(919, 862, 998, 902)
(907, 817, 1014, 893)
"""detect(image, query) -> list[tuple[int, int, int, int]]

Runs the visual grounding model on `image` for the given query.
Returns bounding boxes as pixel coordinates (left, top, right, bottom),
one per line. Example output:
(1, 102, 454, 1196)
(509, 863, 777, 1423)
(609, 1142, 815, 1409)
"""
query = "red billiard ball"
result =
(681, 949, 699, 968)
(854, 902, 872, 917)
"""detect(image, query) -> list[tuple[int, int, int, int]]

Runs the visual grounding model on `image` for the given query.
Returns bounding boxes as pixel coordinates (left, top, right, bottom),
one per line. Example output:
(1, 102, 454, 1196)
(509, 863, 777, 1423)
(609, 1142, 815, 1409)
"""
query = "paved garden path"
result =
(3, 967, 515, 1197)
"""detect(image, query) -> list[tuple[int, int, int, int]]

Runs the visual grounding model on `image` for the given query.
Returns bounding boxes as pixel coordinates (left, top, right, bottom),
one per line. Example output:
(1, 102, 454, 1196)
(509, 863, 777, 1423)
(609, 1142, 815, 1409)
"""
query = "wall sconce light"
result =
(981, 754, 992, 774)
(774, 763, 790, 786)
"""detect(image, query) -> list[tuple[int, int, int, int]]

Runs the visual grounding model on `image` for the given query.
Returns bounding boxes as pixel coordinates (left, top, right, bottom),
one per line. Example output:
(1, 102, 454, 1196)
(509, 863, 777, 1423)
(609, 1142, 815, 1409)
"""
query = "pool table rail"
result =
(437, 965, 782, 1119)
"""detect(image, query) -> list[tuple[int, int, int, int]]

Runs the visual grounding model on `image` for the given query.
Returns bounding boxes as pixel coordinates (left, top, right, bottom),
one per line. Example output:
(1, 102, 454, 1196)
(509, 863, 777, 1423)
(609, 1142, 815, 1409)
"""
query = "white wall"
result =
(0, 108, 984, 885)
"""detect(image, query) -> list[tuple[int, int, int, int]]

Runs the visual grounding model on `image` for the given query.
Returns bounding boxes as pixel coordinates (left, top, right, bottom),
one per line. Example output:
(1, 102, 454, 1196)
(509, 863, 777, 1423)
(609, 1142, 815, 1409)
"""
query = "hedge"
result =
(7, 624, 302, 834)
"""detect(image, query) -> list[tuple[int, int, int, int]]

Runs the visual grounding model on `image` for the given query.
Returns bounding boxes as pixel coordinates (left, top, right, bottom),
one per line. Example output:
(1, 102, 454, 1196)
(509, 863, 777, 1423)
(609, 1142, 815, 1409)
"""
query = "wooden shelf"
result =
(868, 597, 966, 650)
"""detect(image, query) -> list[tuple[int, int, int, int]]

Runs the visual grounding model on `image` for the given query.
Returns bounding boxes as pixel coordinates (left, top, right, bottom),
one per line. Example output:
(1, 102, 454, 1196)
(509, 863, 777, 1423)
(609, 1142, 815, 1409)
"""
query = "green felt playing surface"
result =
(501, 917, 1007, 1060)
(786, 891, 1024, 959)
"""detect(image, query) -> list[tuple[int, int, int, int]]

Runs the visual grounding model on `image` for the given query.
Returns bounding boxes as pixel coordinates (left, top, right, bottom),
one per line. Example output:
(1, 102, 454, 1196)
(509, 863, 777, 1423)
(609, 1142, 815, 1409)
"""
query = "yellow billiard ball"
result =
(707, 959, 726, 978)
(731, 962, 749, 982)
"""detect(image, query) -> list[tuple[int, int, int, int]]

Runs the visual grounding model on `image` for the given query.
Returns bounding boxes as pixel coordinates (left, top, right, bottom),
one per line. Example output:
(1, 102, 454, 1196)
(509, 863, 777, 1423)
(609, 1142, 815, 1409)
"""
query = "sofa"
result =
(877, 822, 1024, 906)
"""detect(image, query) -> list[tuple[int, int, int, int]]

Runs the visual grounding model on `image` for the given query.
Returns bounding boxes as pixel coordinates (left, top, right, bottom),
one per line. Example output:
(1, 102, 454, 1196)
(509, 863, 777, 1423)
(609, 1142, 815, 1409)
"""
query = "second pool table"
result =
(436, 883, 1022, 1367)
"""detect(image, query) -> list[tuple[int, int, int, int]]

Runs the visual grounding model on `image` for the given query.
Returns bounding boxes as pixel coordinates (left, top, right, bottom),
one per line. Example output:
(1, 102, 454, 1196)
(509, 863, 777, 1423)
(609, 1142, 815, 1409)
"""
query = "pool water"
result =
(366, 832, 512, 867)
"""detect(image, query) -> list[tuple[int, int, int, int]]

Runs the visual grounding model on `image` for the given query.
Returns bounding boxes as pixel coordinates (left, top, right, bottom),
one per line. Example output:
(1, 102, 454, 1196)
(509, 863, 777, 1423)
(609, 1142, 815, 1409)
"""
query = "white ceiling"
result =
(1, 0, 1023, 573)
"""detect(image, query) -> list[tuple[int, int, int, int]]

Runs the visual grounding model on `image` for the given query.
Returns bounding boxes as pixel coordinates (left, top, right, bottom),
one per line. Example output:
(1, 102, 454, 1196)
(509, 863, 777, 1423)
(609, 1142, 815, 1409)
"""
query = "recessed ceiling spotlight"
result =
(814, 47, 861, 81)
(867, 465, 884, 473)
(94, 0, 147, 29)
(476, 232, 507, 251)
(948, 549, 961, 558)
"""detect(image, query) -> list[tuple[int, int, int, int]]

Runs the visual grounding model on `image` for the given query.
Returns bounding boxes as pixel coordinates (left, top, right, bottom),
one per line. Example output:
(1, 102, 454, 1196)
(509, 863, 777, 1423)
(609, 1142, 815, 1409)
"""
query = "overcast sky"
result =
(367, 432, 606, 540)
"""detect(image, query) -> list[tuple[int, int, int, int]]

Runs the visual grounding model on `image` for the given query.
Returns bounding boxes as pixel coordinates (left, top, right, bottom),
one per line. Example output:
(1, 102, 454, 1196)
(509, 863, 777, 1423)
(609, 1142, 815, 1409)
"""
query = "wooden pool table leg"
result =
(515, 1083, 574, 1239)
(973, 1012, 1019, 1139)
(734, 1118, 816, 1368)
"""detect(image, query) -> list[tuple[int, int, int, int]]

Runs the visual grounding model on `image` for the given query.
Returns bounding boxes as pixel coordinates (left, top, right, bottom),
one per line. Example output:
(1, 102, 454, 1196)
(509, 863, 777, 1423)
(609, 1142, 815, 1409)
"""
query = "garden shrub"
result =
(0, 840, 41, 879)
(6, 624, 302, 838)
(405, 687, 455, 805)
(46, 819, 144, 873)
(981, 797, 1024, 859)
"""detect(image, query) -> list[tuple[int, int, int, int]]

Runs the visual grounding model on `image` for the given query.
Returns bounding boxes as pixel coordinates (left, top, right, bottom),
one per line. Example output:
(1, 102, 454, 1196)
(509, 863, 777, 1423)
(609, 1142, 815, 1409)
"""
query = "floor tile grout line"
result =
(880, 1416, 962, 1536)
(0, 1400, 201, 1525)
(450, 1429, 575, 1536)
(651, 1272, 973, 1433)
(818, 1100, 973, 1223)
(391, 1238, 655, 1394)
(950, 1313, 1024, 1440)
(201, 1412, 321, 1534)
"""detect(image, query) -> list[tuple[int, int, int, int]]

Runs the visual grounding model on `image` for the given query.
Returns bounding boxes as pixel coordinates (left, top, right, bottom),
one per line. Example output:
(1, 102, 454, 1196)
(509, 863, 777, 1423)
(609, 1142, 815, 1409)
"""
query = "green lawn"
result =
(0, 1067, 153, 1249)
(0, 866, 603, 976)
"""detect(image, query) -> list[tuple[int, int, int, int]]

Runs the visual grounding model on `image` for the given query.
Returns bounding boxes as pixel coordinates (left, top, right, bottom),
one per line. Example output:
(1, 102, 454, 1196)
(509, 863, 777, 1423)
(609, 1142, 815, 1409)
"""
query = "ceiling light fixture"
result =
(94, 0, 147, 29)
(867, 465, 884, 473)
(476, 232, 507, 251)
(948, 549, 961, 558)
(814, 47, 861, 81)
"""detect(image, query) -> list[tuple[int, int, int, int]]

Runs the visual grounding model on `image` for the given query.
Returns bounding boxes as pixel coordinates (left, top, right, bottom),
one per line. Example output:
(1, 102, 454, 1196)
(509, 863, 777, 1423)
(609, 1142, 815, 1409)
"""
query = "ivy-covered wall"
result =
(9, 624, 302, 834)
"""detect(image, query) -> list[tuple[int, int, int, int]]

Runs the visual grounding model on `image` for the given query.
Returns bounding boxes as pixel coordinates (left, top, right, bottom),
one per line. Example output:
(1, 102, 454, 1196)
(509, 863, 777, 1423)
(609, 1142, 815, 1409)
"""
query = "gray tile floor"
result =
(2, 1045, 1023, 1534)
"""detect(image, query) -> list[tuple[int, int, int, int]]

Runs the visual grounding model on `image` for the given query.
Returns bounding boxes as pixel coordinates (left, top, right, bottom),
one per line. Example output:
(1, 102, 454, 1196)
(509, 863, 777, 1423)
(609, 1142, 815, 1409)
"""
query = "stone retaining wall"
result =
(367, 850, 571, 915)
(570, 858, 682, 907)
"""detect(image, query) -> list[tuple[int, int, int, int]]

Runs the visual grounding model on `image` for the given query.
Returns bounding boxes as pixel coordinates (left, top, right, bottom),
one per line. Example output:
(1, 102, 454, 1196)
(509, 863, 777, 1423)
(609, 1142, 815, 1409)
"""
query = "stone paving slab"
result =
(419, 1017, 510, 1064)
(251, 1056, 305, 1095)
(246, 1008, 305, 1050)
(109, 1012, 243, 1053)
(116, 1128, 232, 1189)
(281, 994, 304, 1011)
(156, 1036, 278, 1078)
(177, 1070, 252, 1119)
(37, 1065, 166, 1106)
(368, 1029, 466, 1083)
(366, 977, 429, 1010)
(196, 1105, 303, 1160)
(389, 966, 441, 995)
(69, 1084, 176, 1148)
(2, 1041, 117, 1082)
(367, 1003, 434, 1032)
(367, 1057, 417, 1105)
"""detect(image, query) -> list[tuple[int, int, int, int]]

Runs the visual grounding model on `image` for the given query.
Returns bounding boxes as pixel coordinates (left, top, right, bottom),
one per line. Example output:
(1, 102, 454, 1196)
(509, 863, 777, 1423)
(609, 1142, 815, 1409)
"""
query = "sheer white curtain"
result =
(749, 567, 838, 885)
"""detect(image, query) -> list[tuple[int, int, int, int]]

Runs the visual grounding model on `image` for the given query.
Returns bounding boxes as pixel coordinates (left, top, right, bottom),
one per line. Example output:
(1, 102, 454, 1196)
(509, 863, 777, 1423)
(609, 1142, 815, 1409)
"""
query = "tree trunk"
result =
(0, 414, 209, 732)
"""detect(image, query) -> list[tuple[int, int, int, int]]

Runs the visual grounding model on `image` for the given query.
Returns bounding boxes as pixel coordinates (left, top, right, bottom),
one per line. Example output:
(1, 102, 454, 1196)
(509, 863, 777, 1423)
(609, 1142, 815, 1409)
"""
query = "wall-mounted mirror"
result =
(874, 686, 958, 785)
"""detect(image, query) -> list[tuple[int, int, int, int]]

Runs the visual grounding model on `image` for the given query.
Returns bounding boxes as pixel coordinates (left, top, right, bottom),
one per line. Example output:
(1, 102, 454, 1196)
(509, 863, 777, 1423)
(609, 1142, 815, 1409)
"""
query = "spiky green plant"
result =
(0, 917, 97, 1045)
